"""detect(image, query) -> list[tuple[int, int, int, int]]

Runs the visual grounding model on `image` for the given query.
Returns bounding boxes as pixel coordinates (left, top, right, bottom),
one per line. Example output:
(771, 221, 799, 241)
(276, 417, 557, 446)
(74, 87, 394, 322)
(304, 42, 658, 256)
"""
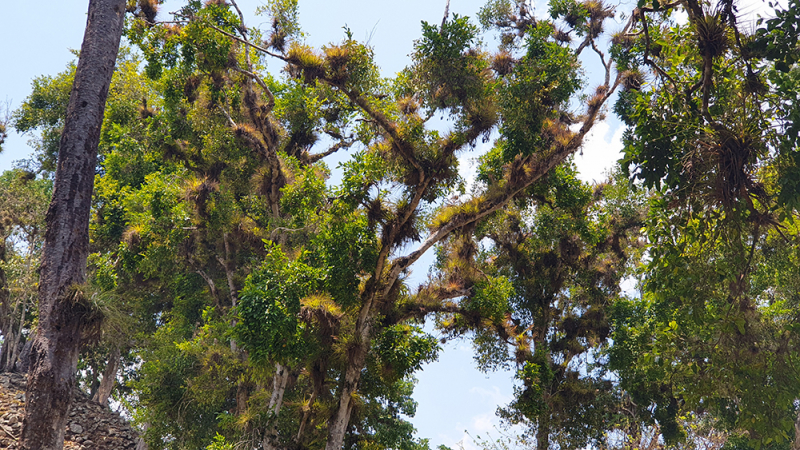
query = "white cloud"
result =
(469, 385, 511, 406)
(574, 120, 625, 184)
(456, 342, 472, 353)
(472, 413, 498, 433)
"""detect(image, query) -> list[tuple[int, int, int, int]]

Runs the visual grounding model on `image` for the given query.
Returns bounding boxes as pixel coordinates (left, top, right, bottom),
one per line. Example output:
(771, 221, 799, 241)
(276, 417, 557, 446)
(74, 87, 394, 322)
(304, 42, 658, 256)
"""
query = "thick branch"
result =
(305, 136, 356, 164)
(196, 268, 221, 306)
(385, 83, 616, 293)
(331, 85, 422, 172)
(231, 67, 276, 112)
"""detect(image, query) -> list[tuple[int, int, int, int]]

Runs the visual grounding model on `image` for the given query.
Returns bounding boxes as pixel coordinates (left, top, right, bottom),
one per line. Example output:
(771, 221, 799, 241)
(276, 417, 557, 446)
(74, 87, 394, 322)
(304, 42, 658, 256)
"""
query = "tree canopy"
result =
(2, 0, 800, 449)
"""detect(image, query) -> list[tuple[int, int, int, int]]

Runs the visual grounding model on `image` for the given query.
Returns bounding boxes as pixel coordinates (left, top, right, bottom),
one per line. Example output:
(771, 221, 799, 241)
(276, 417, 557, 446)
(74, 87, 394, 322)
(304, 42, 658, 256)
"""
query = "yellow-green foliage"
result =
(324, 45, 353, 84)
(301, 293, 343, 319)
(286, 43, 325, 84)
(431, 197, 482, 229)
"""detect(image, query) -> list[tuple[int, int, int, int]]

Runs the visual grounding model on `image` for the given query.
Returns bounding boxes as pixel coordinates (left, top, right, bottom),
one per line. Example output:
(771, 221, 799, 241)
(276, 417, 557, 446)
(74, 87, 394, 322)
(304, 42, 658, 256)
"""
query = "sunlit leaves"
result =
(464, 275, 513, 325)
(309, 210, 378, 308)
(413, 15, 484, 114)
(256, 0, 302, 51)
(373, 324, 439, 382)
(237, 244, 322, 365)
(499, 23, 581, 161)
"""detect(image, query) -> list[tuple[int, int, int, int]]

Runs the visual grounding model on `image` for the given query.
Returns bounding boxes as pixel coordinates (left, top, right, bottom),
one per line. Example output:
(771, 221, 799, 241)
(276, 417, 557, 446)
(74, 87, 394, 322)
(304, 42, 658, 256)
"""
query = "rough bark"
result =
(15, 339, 33, 373)
(263, 363, 290, 450)
(324, 345, 367, 450)
(0, 231, 12, 372)
(5, 298, 28, 372)
(20, 0, 126, 448)
(92, 347, 120, 407)
(325, 307, 372, 450)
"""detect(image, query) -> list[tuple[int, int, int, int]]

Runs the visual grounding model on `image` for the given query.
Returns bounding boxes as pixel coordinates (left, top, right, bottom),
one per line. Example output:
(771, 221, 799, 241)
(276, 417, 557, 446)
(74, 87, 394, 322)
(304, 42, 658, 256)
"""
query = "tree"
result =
(0, 104, 8, 153)
(607, 0, 800, 446)
(437, 167, 646, 450)
(20, 0, 126, 448)
(10, 0, 646, 446)
(105, 0, 625, 447)
(0, 170, 50, 373)
(10, 0, 800, 447)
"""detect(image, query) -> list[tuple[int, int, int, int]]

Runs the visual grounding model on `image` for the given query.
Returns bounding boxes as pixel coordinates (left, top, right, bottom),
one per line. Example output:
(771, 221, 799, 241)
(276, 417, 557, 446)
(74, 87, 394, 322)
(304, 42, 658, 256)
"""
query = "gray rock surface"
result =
(0, 372, 139, 449)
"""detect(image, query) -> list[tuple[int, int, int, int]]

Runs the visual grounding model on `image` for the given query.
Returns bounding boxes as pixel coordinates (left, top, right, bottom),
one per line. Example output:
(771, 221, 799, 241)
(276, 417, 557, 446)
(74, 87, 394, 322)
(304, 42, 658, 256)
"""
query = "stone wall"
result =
(0, 372, 139, 449)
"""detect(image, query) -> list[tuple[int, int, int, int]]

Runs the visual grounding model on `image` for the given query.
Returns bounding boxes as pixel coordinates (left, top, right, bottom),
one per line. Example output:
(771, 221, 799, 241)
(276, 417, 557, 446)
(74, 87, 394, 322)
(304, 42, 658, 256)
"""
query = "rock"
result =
(0, 371, 139, 449)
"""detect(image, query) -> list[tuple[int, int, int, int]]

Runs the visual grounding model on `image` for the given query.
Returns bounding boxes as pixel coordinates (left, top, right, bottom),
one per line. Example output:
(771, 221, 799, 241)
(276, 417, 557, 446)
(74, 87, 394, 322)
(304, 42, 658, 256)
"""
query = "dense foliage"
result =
(2, 0, 800, 449)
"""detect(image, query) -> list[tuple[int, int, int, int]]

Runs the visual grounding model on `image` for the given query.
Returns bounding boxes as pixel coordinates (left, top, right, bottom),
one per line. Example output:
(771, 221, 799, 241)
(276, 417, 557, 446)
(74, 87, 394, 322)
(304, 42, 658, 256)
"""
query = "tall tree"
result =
(441, 168, 646, 450)
(12, 0, 623, 447)
(114, 0, 624, 447)
(0, 170, 50, 373)
(608, 0, 800, 446)
(20, 0, 126, 448)
(0, 104, 8, 153)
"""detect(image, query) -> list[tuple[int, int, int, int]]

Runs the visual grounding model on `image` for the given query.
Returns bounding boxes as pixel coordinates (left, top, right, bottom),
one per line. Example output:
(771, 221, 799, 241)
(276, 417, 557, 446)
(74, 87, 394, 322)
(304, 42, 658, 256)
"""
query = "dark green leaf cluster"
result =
(499, 23, 581, 161)
(237, 245, 323, 365)
(607, 2, 800, 445)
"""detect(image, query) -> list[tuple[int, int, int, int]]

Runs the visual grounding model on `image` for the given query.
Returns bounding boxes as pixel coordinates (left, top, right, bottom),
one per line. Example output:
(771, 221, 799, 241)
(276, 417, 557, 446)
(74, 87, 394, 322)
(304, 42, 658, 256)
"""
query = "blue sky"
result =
(0, 0, 642, 448)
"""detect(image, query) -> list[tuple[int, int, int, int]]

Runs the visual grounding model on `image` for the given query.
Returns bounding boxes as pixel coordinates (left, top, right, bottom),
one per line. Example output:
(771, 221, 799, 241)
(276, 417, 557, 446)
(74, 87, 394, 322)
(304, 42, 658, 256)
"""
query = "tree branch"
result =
(204, 22, 287, 61)
(305, 135, 356, 164)
(384, 77, 616, 293)
(231, 67, 276, 112)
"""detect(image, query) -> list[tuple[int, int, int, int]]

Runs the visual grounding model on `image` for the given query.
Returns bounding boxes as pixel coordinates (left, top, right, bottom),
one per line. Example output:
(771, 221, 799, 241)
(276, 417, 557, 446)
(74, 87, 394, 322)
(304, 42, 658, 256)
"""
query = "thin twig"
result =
(591, 40, 611, 87)
(205, 22, 287, 61)
(0, 423, 17, 440)
(269, 226, 308, 241)
(219, 106, 238, 128)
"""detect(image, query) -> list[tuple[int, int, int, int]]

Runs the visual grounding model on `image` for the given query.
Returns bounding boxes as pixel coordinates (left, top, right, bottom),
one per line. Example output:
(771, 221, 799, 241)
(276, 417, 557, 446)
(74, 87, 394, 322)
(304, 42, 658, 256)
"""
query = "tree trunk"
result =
(0, 231, 12, 372)
(92, 347, 120, 407)
(20, 0, 125, 448)
(15, 338, 33, 373)
(325, 331, 370, 450)
(6, 296, 31, 372)
(324, 353, 364, 450)
(536, 417, 550, 450)
(263, 363, 290, 450)
(268, 363, 289, 414)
